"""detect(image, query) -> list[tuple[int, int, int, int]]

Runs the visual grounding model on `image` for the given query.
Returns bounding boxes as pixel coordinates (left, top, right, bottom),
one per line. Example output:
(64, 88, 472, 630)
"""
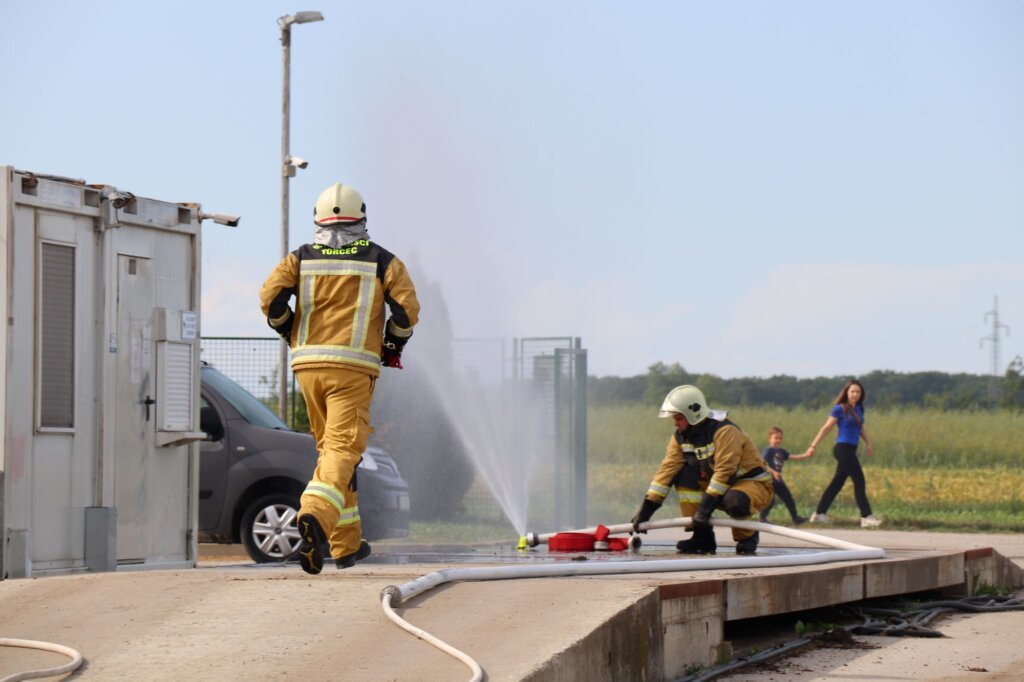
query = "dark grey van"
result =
(198, 364, 410, 563)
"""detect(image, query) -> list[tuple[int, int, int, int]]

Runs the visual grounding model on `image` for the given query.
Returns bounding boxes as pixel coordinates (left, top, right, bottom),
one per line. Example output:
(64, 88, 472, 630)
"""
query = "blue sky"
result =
(2, 1, 1021, 378)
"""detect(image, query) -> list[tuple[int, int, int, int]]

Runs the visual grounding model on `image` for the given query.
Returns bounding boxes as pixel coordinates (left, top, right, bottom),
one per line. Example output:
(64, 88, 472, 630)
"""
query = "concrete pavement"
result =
(0, 528, 1021, 681)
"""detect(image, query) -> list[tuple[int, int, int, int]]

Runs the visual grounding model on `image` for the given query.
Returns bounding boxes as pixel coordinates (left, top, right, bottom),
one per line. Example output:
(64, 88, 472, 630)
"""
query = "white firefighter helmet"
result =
(658, 385, 710, 424)
(314, 183, 366, 226)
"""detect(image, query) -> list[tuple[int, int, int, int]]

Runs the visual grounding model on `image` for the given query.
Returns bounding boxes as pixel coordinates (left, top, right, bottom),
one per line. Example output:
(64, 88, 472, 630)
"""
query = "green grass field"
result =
(405, 404, 1024, 543)
(587, 404, 1024, 532)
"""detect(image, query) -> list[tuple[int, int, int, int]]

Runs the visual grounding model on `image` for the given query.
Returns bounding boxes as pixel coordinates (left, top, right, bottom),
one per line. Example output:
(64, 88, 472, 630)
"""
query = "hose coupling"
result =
(381, 585, 404, 607)
(525, 532, 540, 547)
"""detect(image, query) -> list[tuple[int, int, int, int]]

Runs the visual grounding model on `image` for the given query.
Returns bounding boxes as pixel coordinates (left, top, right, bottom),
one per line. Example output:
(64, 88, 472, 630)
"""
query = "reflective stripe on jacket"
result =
(686, 417, 771, 498)
(645, 438, 700, 502)
(645, 416, 769, 503)
(260, 241, 420, 376)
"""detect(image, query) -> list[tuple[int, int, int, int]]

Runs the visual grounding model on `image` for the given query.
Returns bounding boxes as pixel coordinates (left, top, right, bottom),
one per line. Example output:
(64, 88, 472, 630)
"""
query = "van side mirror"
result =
(200, 404, 225, 441)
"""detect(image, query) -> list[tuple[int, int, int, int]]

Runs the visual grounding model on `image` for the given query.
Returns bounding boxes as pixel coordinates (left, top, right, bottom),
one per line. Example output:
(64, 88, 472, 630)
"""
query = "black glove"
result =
(381, 328, 408, 369)
(381, 342, 403, 369)
(691, 493, 720, 529)
(268, 309, 294, 344)
(631, 499, 662, 534)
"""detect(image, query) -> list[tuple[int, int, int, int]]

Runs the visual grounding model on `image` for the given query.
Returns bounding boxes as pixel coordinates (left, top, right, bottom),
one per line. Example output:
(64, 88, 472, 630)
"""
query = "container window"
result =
(39, 242, 75, 428)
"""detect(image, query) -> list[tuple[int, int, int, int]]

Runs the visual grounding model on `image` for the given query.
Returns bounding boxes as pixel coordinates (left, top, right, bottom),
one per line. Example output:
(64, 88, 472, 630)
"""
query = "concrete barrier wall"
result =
(961, 548, 1024, 595)
(865, 552, 965, 599)
(522, 548, 1022, 681)
(522, 590, 664, 682)
(725, 564, 863, 621)
(659, 581, 727, 677)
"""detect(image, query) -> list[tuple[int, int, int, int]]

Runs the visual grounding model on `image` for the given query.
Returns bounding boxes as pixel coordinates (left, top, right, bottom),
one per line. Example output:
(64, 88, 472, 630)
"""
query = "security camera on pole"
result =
(278, 10, 324, 420)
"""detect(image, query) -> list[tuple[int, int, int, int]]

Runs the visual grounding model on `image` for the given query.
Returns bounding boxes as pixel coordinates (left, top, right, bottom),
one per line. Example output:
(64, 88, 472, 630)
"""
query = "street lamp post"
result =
(278, 10, 323, 421)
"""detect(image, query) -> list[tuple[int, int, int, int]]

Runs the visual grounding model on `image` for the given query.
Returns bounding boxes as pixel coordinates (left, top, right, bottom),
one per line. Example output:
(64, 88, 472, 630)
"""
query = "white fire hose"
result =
(0, 637, 84, 682)
(380, 517, 885, 682)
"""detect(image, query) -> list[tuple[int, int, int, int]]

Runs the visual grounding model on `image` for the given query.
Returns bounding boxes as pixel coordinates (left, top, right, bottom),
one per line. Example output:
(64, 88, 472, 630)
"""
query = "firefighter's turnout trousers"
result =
(648, 415, 774, 543)
(677, 479, 773, 542)
(296, 367, 375, 559)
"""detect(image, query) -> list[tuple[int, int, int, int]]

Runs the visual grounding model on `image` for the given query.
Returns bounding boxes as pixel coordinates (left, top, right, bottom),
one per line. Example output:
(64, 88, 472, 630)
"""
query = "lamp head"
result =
(279, 11, 324, 28)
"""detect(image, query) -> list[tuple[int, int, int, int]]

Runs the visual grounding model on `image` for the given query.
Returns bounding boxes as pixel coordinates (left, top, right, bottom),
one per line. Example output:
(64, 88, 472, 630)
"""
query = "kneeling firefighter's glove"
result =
(631, 498, 662, 534)
(691, 493, 720, 529)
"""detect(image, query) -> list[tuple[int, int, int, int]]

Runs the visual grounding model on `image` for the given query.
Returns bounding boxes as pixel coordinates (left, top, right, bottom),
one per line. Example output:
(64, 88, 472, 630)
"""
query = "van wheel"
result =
(240, 493, 302, 563)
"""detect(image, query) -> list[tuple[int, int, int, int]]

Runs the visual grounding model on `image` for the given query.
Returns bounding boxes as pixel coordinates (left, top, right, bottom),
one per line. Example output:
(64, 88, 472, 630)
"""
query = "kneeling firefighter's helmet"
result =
(658, 385, 710, 424)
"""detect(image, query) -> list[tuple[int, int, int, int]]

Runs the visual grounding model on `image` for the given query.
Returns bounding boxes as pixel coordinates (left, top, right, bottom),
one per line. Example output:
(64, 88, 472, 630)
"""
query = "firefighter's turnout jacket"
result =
(645, 412, 772, 541)
(259, 239, 419, 560)
(259, 241, 420, 376)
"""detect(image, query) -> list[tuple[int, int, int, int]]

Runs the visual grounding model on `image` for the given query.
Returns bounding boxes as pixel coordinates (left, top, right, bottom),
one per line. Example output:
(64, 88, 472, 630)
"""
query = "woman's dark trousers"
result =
(816, 442, 872, 516)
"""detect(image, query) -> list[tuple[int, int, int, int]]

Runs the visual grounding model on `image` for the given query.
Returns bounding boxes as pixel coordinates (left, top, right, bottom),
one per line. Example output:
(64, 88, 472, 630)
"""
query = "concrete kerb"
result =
(515, 529, 1024, 681)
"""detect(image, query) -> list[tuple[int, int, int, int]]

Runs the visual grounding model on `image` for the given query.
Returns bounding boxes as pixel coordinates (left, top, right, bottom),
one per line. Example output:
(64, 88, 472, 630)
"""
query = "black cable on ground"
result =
(850, 594, 1024, 638)
(672, 594, 1024, 682)
(675, 636, 816, 682)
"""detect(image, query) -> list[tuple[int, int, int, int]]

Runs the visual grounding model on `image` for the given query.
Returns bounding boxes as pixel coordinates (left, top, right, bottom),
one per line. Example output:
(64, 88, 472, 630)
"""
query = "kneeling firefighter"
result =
(631, 385, 774, 555)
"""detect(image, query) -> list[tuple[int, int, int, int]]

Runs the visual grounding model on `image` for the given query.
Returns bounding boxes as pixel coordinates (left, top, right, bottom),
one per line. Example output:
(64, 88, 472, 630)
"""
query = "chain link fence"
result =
(200, 336, 586, 533)
(199, 337, 291, 399)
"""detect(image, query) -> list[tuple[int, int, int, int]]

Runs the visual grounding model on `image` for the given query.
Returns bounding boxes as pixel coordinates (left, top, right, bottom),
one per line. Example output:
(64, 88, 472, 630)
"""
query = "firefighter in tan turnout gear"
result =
(631, 385, 773, 555)
(260, 182, 419, 574)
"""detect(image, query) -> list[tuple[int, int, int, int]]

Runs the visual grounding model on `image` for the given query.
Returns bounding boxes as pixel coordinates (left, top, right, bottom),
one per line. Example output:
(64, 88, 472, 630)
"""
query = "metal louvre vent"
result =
(158, 341, 193, 432)
(40, 242, 75, 428)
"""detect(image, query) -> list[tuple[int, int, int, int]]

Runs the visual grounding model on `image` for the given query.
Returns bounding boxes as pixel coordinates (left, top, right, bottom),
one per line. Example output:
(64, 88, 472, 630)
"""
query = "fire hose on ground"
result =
(380, 517, 886, 682)
(0, 638, 84, 682)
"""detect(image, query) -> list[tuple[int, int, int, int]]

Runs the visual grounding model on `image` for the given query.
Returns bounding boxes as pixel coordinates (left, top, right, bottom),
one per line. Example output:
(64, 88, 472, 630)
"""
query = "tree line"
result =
(589, 356, 1024, 410)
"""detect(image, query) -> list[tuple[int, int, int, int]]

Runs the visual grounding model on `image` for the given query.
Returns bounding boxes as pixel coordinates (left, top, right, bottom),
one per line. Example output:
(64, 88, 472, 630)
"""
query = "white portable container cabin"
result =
(1, 166, 207, 579)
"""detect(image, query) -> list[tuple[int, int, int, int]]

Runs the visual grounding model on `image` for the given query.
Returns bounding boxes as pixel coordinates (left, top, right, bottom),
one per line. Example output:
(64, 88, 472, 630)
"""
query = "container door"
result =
(114, 254, 155, 562)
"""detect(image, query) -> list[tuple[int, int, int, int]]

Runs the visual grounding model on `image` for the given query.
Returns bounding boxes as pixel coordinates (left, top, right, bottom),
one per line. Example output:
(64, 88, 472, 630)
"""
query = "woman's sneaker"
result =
(809, 513, 830, 524)
(860, 515, 883, 528)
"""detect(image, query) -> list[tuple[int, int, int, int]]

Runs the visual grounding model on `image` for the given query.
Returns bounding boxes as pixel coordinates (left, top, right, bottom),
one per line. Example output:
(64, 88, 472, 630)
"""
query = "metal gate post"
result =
(573, 347, 588, 528)
(553, 348, 564, 529)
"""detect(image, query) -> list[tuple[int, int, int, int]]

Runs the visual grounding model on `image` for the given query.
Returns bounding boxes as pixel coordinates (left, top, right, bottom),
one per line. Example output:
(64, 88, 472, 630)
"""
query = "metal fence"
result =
(200, 336, 587, 532)
(199, 336, 303, 425)
(199, 337, 292, 400)
(513, 338, 588, 529)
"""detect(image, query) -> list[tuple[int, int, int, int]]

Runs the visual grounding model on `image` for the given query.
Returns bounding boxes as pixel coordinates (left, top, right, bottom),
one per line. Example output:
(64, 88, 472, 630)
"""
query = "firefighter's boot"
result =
(336, 539, 372, 569)
(676, 528, 717, 555)
(736, 531, 760, 555)
(297, 514, 327, 575)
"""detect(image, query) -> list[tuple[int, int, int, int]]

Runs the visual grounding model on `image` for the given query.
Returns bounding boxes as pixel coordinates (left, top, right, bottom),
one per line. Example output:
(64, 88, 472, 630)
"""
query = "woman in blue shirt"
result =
(802, 379, 882, 528)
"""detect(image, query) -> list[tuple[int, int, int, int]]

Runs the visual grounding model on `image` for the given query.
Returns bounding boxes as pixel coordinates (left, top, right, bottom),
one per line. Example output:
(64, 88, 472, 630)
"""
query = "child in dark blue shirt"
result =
(759, 426, 810, 524)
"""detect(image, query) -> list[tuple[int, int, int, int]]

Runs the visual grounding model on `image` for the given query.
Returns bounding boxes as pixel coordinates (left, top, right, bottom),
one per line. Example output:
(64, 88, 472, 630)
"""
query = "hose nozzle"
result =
(517, 535, 527, 550)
